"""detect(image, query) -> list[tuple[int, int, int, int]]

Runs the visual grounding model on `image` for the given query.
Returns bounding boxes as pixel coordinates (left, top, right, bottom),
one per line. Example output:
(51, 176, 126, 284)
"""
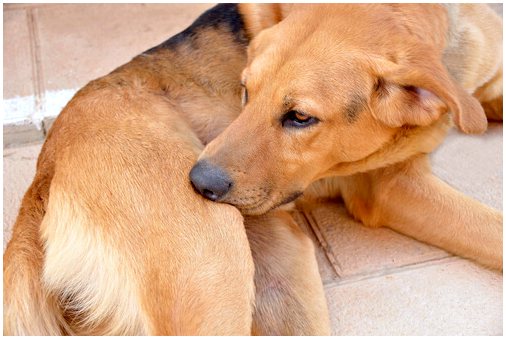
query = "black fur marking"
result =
(345, 94, 366, 123)
(144, 4, 248, 54)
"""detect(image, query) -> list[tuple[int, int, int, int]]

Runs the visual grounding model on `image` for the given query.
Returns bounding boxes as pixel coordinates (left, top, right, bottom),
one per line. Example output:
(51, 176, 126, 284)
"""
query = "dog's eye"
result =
(241, 84, 248, 106)
(282, 110, 319, 128)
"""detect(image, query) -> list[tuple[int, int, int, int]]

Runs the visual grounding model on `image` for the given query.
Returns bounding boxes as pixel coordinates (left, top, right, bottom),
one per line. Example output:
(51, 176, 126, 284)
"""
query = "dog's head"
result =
(190, 4, 487, 215)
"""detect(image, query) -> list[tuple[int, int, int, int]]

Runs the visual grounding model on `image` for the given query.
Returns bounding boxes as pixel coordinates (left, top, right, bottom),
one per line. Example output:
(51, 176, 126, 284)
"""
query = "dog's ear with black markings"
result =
(238, 4, 293, 39)
(369, 48, 487, 134)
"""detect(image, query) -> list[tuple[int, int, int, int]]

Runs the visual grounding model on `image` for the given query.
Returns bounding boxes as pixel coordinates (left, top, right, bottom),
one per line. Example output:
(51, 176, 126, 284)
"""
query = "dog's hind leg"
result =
(474, 65, 503, 121)
(444, 4, 502, 121)
(339, 154, 502, 270)
(4, 181, 69, 335)
(466, 4, 502, 121)
(470, 4, 503, 122)
(245, 210, 331, 335)
(37, 91, 255, 335)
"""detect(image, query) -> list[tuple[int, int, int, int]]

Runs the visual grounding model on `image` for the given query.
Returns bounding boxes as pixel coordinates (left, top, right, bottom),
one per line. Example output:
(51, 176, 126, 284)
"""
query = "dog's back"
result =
(4, 4, 254, 335)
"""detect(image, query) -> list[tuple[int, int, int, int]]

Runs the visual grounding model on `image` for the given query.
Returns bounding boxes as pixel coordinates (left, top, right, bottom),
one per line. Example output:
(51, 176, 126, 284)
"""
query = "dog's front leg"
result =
(339, 154, 503, 270)
(245, 210, 331, 335)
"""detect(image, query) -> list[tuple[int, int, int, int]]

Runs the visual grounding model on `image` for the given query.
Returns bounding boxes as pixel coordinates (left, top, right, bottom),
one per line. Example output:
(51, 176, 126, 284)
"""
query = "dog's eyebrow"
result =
(345, 94, 366, 123)
(282, 95, 293, 108)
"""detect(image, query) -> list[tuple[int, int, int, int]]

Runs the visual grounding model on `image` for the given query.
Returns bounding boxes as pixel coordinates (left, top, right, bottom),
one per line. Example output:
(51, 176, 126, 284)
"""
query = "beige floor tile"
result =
(431, 122, 503, 211)
(3, 9, 36, 98)
(3, 143, 42, 250)
(36, 4, 214, 92)
(303, 202, 450, 279)
(324, 259, 502, 335)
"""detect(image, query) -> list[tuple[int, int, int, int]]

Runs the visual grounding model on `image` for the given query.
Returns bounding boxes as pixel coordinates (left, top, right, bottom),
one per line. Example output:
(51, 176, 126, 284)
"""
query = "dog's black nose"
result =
(190, 160, 232, 201)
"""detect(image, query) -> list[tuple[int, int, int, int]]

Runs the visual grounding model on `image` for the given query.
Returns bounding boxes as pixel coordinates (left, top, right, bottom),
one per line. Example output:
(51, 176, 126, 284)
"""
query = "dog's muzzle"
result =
(190, 160, 233, 202)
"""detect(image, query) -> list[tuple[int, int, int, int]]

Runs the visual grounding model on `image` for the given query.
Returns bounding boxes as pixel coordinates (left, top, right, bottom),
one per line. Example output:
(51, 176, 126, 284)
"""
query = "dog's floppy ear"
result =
(238, 4, 292, 39)
(369, 52, 487, 134)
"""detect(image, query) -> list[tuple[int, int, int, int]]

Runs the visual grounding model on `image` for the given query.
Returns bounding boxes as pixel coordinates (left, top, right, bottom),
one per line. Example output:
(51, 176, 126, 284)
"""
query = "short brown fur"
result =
(199, 4, 503, 270)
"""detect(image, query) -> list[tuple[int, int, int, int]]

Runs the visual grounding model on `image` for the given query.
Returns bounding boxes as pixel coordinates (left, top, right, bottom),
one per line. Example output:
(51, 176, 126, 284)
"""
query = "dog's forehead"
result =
(246, 44, 288, 88)
(249, 43, 368, 88)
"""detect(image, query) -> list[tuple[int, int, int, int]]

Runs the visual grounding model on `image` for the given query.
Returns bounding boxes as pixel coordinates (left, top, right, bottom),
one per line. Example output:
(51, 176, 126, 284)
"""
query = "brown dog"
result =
(4, 5, 329, 335)
(192, 4, 503, 270)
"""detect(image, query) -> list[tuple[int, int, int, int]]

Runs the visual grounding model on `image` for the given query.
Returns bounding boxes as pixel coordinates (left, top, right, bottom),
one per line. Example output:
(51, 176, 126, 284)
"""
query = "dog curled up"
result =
(4, 3, 502, 336)
(4, 4, 330, 335)
(192, 4, 503, 270)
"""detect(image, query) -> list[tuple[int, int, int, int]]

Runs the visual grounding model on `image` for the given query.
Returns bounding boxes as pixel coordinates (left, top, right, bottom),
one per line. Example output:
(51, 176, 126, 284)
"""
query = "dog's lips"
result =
(222, 196, 268, 215)
(233, 203, 272, 216)
(225, 190, 304, 216)
(271, 191, 303, 209)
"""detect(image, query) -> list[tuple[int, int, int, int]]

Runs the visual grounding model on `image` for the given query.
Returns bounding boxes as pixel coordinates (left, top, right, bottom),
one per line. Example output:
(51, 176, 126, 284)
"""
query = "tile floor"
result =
(3, 3, 503, 335)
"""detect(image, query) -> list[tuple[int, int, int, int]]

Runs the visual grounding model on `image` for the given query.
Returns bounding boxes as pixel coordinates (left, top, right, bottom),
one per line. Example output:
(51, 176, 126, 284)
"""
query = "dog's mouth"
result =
(225, 190, 304, 215)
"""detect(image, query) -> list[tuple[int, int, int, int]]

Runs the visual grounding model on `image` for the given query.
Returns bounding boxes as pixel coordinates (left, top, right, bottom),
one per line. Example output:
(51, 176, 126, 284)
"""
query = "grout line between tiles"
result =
(301, 210, 343, 278)
(26, 8, 46, 132)
(323, 255, 457, 288)
(291, 211, 338, 283)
